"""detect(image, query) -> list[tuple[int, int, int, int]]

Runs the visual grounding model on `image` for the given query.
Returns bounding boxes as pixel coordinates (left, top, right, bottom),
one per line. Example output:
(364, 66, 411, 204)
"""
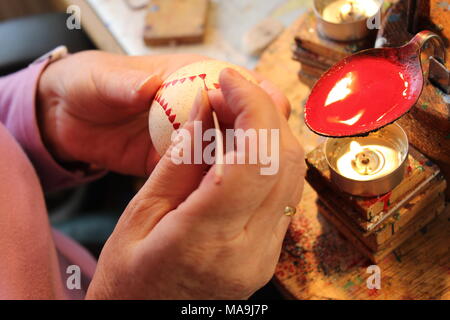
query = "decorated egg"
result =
(148, 60, 256, 155)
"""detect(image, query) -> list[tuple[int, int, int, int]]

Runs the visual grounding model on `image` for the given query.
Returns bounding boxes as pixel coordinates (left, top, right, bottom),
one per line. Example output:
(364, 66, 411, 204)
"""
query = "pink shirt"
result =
(0, 61, 98, 299)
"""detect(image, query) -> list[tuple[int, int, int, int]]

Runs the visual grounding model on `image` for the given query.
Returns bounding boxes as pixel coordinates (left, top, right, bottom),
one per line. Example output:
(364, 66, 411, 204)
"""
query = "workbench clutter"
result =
(293, 0, 449, 263)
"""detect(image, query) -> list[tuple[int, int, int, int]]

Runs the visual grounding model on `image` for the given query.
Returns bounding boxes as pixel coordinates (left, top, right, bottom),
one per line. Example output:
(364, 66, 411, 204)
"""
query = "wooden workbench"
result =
(256, 16, 450, 300)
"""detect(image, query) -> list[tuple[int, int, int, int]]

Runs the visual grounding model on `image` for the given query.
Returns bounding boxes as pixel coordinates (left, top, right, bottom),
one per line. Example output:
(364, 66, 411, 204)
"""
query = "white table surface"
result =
(86, 0, 311, 69)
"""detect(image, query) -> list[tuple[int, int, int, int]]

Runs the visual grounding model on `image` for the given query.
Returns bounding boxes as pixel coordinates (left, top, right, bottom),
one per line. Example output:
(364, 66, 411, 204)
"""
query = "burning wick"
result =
(351, 146, 385, 175)
(336, 141, 401, 181)
(212, 110, 224, 185)
(339, 2, 357, 22)
(350, 141, 385, 176)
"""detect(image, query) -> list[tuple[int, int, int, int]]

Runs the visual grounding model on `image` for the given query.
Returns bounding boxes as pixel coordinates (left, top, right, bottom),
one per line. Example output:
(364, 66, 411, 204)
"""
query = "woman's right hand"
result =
(86, 68, 305, 300)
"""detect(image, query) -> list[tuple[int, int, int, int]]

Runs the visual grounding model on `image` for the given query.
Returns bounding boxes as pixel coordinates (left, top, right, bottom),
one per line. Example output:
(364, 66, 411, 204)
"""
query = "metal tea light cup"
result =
(324, 123, 409, 197)
(313, 0, 384, 42)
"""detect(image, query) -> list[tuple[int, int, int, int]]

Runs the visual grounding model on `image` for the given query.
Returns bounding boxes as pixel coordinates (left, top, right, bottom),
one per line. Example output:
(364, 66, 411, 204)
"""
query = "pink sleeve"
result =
(0, 122, 97, 299)
(0, 62, 98, 299)
(0, 61, 105, 192)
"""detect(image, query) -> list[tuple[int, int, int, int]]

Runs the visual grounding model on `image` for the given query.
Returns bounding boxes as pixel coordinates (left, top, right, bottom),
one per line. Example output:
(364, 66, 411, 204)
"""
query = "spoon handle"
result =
(405, 31, 448, 93)
(405, 30, 446, 64)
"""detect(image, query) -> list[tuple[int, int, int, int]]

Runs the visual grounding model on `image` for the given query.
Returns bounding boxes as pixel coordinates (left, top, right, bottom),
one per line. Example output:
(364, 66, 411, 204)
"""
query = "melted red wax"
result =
(305, 55, 422, 137)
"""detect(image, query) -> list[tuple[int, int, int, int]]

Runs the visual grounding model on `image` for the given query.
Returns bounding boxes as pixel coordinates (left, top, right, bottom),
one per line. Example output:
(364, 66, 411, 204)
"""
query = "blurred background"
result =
(0, 0, 311, 69)
(0, 0, 57, 19)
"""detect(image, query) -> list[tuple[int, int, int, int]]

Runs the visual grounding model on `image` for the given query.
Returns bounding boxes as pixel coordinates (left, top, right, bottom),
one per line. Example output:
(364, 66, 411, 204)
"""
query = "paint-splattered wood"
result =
(317, 192, 446, 263)
(314, 173, 446, 261)
(256, 12, 450, 300)
(275, 202, 449, 299)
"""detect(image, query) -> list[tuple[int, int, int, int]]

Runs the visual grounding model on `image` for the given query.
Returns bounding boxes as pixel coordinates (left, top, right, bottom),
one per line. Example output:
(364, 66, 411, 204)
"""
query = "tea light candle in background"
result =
(313, 0, 384, 42)
(325, 123, 409, 197)
(322, 0, 381, 24)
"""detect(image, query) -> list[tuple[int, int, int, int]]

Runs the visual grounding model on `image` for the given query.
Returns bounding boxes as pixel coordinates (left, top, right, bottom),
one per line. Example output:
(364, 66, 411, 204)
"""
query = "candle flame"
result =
(340, 2, 353, 16)
(350, 141, 362, 153)
(335, 140, 402, 181)
(359, 0, 380, 17)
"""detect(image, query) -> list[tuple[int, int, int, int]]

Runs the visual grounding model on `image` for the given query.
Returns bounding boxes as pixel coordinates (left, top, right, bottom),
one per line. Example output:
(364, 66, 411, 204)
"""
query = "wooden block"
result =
(293, 41, 342, 69)
(144, 0, 209, 45)
(293, 47, 330, 71)
(317, 196, 446, 263)
(318, 174, 446, 251)
(293, 11, 374, 65)
(298, 63, 327, 79)
(306, 144, 441, 221)
(374, 201, 445, 261)
(370, 185, 445, 246)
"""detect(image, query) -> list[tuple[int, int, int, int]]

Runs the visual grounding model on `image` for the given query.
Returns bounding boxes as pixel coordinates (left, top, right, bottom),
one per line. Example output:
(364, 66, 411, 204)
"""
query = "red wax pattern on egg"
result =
(305, 55, 422, 137)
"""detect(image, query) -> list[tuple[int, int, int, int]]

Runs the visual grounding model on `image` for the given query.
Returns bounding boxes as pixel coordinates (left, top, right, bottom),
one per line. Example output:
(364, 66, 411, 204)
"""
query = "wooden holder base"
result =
(306, 143, 447, 263)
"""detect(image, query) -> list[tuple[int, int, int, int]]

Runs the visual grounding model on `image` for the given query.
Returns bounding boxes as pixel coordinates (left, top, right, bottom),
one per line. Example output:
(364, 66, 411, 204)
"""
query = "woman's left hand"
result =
(37, 51, 206, 176)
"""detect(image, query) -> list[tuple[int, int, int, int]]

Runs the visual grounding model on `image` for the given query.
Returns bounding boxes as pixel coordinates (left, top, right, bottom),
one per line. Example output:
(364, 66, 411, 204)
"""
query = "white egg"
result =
(148, 60, 256, 156)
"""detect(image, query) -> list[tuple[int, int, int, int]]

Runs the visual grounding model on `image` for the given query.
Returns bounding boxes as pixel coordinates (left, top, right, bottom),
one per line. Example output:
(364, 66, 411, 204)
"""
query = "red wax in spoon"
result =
(305, 54, 422, 137)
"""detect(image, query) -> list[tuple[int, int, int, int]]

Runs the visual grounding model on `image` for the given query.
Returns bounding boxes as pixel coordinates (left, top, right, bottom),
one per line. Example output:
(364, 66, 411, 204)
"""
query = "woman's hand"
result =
(37, 51, 207, 176)
(86, 69, 305, 300)
(37, 51, 290, 177)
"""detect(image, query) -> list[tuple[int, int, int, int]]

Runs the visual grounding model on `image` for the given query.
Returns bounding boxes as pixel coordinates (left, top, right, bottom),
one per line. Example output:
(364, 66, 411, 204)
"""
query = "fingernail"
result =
(222, 68, 242, 80)
(136, 75, 157, 92)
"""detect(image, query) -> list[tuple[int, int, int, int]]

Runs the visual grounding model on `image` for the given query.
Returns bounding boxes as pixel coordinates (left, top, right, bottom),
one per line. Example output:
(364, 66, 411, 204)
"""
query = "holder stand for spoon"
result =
(378, 0, 450, 198)
(429, 57, 450, 93)
(405, 29, 448, 93)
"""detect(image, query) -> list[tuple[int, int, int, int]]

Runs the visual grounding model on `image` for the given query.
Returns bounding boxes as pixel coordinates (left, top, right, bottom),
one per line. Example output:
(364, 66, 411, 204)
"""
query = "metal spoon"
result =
(304, 30, 446, 137)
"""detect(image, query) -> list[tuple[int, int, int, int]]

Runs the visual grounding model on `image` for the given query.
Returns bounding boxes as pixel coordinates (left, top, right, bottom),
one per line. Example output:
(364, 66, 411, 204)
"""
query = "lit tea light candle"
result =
(336, 140, 402, 181)
(325, 123, 409, 197)
(313, 0, 384, 41)
(322, 0, 381, 24)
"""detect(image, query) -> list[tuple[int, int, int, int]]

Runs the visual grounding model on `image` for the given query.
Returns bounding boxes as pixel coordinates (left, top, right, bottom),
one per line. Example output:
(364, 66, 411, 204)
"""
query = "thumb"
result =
(119, 89, 213, 238)
(212, 68, 280, 131)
